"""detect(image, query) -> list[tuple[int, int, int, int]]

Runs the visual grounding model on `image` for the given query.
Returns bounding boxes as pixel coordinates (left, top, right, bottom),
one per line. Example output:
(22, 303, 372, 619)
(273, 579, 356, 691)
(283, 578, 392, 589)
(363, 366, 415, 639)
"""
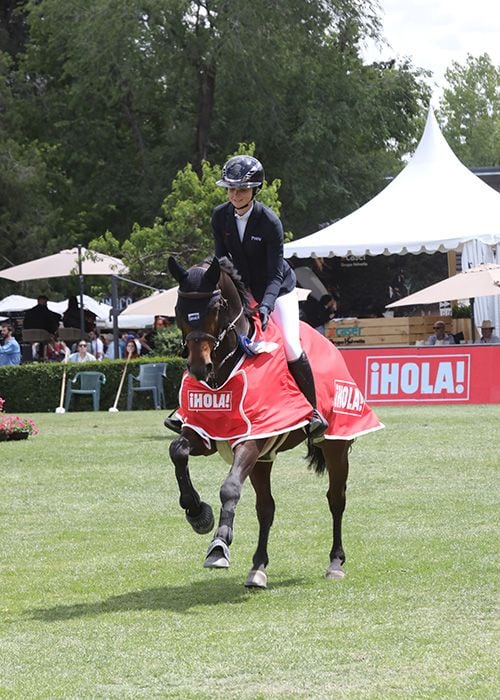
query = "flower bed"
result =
(0, 397, 39, 441)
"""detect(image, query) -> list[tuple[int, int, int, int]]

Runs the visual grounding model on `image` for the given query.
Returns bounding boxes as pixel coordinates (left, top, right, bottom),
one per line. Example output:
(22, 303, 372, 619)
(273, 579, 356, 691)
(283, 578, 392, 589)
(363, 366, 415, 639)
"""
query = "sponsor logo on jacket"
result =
(187, 390, 232, 410)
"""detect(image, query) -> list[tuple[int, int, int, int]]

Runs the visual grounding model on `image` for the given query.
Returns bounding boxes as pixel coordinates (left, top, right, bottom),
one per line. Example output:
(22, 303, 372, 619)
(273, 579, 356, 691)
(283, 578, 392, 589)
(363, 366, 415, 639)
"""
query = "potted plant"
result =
(0, 398, 39, 441)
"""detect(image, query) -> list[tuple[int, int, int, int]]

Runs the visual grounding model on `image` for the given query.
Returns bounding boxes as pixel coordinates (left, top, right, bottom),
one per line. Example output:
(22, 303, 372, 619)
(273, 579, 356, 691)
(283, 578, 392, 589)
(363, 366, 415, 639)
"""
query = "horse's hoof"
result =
(186, 502, 214, 534)
(245, 569, 267, 589)
(325, 559, 345, 580)
(204, 538, 230, 569)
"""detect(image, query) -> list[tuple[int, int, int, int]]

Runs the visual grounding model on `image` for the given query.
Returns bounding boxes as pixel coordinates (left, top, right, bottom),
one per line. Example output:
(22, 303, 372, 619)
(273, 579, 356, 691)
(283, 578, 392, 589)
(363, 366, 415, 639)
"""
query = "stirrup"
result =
(164, 416, 183, 434)
(308, 409, 328, 440)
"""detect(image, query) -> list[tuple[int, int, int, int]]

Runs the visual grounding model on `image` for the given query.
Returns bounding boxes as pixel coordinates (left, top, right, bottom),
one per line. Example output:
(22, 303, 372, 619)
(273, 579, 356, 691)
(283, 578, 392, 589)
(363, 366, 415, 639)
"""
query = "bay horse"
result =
(167, 255, 381, 588)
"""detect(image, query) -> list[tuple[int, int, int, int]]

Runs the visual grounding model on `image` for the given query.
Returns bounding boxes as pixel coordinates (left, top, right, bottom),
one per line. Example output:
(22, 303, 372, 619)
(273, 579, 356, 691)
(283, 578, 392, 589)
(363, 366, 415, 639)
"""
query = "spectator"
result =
(300, 293, 337, 335)
(475, 320, 500, 344)
(389, 269, 408, 302)
(24, 295, 61, 334)
(0, 323, 21, 365)
(68, 340, 96, 362)
(137, 330, 153, 355)
(426, 320, 456, 345)
(145, 316, 172, 351)
(124, 339, 139, 359)
(45, 334, 68, 362)
(87, 330, 104, 360)
(126, 332, 141, 355)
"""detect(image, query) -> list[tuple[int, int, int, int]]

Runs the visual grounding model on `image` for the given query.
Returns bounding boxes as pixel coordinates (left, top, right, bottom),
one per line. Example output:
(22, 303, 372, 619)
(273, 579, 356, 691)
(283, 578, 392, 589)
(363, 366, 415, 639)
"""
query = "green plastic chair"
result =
(127, 363, 167, 410)
(64, 371, 106, 412)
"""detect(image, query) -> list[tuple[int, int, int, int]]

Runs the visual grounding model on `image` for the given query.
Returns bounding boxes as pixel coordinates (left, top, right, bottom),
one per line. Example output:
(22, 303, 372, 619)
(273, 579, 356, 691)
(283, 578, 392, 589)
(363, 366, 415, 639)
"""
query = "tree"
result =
(89, 144, 284, 291)
(2, 0, 429, 284)
(438, 53, 500, 166)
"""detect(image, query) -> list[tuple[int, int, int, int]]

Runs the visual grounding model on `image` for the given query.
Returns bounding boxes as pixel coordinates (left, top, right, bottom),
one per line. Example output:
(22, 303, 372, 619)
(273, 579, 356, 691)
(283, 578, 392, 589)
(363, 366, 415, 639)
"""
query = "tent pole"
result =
(470, 297, 476, 342)
(77, 244, 85, 337)
(111, 275, 120, 359)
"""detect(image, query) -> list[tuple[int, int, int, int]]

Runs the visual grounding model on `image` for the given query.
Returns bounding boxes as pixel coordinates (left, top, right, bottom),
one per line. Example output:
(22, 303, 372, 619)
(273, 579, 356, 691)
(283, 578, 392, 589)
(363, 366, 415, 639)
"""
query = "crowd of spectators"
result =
(0, 290, 175, 365)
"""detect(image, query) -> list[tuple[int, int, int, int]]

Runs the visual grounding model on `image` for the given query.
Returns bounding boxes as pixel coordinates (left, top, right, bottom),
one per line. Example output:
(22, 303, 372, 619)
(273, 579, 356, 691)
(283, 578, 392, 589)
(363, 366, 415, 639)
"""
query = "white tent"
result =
(284, 108, 500, 258)
(284, 107, 500, 330)
(0, 293, 112, 324)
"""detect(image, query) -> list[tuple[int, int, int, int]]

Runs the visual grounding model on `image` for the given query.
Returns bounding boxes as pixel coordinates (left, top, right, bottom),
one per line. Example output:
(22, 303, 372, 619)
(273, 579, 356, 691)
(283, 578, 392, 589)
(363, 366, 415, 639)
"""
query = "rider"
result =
(211, 155, 328, 439)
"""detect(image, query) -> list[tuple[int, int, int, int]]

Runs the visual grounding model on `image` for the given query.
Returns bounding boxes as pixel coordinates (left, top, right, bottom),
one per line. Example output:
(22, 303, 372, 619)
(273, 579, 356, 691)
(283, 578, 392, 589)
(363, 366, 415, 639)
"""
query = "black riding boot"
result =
(288, 352, 328, 440)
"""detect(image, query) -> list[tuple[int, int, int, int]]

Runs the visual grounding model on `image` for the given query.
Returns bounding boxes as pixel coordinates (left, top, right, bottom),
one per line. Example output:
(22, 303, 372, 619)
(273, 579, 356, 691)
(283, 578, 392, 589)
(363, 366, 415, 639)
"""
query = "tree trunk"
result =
(194, 62, 216, 174)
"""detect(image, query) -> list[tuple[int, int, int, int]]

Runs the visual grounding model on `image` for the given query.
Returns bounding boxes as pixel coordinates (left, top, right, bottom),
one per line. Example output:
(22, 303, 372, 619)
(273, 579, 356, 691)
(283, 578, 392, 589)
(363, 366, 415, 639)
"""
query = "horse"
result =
(167, 255, 382, 588)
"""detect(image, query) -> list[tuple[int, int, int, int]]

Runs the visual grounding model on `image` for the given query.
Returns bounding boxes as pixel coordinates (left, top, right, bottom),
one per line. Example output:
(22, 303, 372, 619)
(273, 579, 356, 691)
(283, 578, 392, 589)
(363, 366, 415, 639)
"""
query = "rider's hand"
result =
(258, 305, 270, 331)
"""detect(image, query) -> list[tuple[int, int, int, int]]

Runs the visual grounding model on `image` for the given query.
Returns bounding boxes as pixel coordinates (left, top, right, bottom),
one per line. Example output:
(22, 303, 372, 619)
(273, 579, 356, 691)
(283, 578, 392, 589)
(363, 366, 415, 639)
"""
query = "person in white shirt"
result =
(68, 340, 96, 362)
(87, 330, 104, 360)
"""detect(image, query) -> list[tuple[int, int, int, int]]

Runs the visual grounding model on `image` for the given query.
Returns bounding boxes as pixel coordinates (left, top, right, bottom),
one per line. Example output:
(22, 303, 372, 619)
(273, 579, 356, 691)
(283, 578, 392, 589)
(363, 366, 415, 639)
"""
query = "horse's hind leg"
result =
(245, 460, 275, 589)
(323, 439, 351, 579)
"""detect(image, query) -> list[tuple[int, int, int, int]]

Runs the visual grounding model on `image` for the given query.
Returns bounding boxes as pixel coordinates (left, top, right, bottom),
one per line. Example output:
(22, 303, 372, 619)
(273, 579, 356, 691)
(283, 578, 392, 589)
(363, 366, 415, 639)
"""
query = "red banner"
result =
(339, 345, 500, 405)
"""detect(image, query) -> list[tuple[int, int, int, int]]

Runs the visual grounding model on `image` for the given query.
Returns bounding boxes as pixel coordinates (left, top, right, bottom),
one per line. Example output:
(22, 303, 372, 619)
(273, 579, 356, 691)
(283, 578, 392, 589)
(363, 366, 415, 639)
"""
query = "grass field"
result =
(1, 405, 498, 698)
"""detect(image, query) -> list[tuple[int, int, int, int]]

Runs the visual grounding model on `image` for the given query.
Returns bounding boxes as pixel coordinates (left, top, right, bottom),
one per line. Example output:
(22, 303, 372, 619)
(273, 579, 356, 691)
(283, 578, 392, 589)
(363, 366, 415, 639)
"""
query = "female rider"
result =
(211, 155, 327, 440)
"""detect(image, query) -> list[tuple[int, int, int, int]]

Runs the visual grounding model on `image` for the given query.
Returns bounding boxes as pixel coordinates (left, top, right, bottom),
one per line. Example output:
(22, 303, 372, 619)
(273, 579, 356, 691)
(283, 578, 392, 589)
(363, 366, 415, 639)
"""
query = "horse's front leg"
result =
(169, 430, 216, 535)
(204, 440, 262, 569)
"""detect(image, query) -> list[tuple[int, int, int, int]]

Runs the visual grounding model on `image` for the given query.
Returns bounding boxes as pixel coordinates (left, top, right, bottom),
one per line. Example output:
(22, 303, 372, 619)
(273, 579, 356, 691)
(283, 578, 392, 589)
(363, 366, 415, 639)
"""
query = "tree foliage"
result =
(1, 0, 432, 300)
(438, 53, 500, 166)
(90, 143, 284, 289)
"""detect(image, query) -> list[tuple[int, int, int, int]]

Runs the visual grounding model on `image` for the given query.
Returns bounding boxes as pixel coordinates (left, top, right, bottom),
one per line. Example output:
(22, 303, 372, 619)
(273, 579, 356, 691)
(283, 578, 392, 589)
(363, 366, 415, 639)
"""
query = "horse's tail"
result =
(306, 437, 326, 474)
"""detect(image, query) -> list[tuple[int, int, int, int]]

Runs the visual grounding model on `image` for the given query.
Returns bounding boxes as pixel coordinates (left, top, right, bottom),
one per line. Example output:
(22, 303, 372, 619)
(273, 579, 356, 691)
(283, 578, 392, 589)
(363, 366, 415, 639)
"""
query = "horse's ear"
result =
(168, 256, 188, 283)
(204, 257, 220, 288)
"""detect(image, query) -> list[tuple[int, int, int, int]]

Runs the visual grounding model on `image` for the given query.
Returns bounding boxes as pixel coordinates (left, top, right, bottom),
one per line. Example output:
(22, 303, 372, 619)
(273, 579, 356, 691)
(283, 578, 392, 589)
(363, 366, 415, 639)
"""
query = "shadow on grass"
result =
(27, 576, 304, 622)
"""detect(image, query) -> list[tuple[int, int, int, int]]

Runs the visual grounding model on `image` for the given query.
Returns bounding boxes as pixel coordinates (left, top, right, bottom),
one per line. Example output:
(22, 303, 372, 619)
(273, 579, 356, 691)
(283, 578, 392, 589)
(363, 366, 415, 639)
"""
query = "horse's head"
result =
(168, 256, 247, 383)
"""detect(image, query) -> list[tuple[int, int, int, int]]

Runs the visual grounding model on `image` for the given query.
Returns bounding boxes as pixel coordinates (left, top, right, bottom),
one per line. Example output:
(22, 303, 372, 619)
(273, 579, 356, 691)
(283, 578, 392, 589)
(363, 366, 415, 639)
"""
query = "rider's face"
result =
(227, 187, 253, 213)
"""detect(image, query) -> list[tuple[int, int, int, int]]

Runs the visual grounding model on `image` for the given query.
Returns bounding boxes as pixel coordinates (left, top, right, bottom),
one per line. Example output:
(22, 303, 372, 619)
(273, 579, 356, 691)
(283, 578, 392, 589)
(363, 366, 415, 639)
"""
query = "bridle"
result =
(178, 287, 246, 369)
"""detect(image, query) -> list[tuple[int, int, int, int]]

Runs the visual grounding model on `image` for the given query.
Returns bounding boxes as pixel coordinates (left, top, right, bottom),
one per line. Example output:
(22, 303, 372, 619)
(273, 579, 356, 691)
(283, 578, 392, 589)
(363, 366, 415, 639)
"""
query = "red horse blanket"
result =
(178, 317, 383, 447)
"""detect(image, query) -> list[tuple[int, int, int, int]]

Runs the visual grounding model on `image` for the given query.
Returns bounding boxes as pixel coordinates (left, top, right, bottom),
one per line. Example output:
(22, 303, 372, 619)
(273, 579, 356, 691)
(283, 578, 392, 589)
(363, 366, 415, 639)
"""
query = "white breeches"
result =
(271, 290, 303, 362)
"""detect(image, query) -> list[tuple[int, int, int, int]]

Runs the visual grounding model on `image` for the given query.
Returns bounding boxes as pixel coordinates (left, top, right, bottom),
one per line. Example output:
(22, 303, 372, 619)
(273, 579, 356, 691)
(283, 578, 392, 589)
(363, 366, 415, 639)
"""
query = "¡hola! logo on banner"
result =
(365, 354, 470, 403)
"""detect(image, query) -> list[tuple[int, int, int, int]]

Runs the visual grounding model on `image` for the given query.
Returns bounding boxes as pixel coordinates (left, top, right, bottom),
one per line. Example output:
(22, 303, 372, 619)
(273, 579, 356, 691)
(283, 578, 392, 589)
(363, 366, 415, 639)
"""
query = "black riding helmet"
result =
(216, 155, 264, 190)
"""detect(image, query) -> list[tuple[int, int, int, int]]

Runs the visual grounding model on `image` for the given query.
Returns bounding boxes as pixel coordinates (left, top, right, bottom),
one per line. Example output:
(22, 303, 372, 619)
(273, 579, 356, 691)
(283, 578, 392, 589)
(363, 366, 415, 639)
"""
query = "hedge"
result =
(0, 356, 185, 412)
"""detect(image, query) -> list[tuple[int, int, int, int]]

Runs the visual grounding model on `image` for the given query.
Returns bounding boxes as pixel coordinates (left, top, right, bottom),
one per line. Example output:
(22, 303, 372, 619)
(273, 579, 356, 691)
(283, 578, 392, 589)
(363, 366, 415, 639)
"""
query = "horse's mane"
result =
(202, 256, 252, 317)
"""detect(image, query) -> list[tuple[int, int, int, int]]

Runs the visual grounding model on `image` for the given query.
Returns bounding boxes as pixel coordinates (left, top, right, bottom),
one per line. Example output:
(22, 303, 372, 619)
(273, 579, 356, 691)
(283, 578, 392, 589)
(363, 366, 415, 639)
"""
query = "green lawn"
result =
(1, 406, 498, 698)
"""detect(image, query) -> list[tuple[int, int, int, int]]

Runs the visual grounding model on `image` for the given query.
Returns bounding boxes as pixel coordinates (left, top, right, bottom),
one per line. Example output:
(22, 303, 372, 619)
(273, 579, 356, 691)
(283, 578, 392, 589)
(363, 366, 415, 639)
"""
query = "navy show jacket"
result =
(211, 200, 295, 311)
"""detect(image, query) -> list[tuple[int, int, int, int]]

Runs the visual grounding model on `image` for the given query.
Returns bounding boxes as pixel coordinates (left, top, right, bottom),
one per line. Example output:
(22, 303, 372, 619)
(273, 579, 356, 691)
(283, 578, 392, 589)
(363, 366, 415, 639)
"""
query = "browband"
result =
(177, 289, 222, 300)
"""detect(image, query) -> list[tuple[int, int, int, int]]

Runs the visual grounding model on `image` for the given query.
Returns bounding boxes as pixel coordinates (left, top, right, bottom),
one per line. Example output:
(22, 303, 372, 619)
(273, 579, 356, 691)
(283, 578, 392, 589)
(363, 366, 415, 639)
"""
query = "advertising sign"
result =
(339, 345, 500, 405)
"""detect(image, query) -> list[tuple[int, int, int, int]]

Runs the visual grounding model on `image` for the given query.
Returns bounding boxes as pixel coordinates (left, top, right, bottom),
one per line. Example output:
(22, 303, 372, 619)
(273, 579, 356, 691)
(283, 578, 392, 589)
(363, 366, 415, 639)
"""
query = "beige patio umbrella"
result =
(0, 247, 127, 281)
(120, 286, 312, 318)
(120, 287, 179, 318)
(387, 264, 500, 307)
(0, 246, 128, 339)
(386, 263, 500, 338)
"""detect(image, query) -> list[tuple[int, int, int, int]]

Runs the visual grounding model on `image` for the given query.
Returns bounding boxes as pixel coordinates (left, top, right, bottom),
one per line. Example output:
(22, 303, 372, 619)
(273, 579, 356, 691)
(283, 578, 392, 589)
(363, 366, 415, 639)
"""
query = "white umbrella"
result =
(386, 264, 500, 308)
(0, 247, 127, 281)
(51, 295, 112, 324)
(120, 287, 179, 318)
(0, 294, 38, 313)
(120, 286, 312, 318)
(386, 263, 500, 339)
(0, 246, 128, 342)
